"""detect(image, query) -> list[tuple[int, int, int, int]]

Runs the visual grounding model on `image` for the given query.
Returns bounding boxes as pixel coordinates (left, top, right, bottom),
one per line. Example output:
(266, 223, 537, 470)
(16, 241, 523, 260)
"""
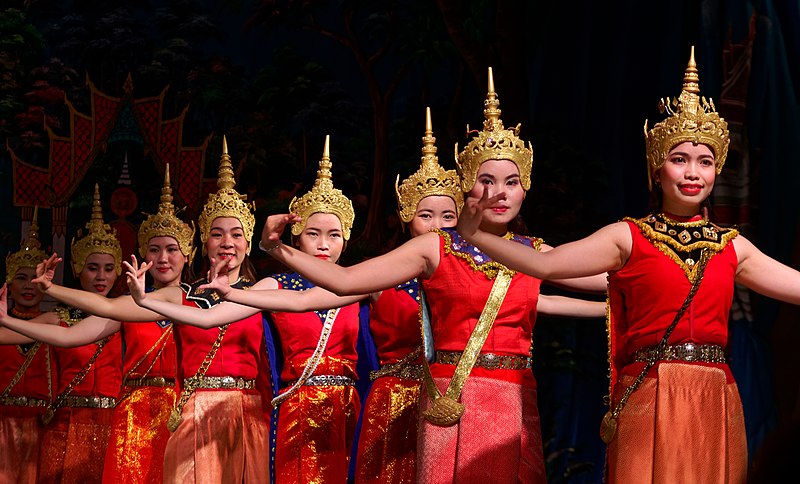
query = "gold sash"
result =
(422, 268, 513, 426)
(270, 308, 340, 408)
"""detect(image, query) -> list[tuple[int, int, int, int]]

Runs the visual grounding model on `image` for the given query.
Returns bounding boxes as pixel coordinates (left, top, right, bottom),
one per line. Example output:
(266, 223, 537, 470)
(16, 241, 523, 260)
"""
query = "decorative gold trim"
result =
(439, 229, 539, 279)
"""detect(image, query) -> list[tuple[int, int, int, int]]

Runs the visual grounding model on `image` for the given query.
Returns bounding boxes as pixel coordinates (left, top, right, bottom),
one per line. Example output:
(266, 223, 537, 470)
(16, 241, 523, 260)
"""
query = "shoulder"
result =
(252, 276, 279, 290)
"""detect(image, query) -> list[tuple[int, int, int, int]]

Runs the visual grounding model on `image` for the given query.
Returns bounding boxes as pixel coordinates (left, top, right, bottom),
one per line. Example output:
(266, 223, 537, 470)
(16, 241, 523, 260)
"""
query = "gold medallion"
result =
(423, 395, 465, 427)
(167, 408, 182, 433)
(599, 410, 617, 444)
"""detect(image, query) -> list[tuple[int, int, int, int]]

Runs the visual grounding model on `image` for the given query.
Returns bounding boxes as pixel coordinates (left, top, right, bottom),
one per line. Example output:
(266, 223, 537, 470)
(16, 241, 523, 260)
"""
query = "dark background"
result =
(2, 1, 799, 481)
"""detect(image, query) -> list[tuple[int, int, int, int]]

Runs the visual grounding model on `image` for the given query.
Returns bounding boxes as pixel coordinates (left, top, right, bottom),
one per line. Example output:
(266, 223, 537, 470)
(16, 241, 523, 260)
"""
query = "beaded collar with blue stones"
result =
(395, 279, 420, 302)
(626, 213, 738, 278)
(181, 276, 254, 309)
(438, 227, 542, 279)
(273, 272, 338, 321)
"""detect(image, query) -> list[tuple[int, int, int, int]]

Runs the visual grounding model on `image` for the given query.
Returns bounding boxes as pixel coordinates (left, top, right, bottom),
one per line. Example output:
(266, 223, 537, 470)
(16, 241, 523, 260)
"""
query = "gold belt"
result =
(124, 376, 175, 388)
(184, 376, 256, 390)
(0, 395, 48, 407)
(370, 363, 422, 381)
(633, 343, 726, 364)
(298, 375, 355, 387)
(61, 396, 117, 409)
(436, 351, 532, 370)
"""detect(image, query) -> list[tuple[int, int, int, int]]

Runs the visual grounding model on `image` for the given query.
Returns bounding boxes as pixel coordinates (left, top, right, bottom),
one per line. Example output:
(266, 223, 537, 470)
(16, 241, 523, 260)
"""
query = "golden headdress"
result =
(289, 135, 355, 240)
(198, 136, 257, 254)
(137, 163, 195, 260)
(644, 46, 730, 190)
(6, 207, 48, 283)
(71, 184, 122, 276)
(395, 107, 463, 222)
(456, 67, 533, 192)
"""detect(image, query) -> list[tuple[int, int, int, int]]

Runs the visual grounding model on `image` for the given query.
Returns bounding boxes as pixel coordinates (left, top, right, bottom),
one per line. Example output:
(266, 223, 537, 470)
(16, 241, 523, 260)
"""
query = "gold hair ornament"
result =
(6, 207, 48, 283)
(71, 184, 122, 276)
(455, 67, 533, 192)
(395, 107, 464, 223)
(198, 136, 257, 254)
(289, 135, 355, 240)
(138, 163, 196, 261)
(644, 46, 730, 190)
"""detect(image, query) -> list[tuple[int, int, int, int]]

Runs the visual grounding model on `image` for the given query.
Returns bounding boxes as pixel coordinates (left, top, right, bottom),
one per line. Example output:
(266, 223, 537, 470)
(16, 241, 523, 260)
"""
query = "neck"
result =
(10, 305, 42, 319)
(479, 220, 509, 237)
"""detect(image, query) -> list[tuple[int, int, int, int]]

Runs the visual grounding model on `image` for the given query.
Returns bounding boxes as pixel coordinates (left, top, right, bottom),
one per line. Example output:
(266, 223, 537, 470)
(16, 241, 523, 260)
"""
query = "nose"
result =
(684, 161, 700, 179)
(220, 233, 234, 247)
(318, 236, 330, 251)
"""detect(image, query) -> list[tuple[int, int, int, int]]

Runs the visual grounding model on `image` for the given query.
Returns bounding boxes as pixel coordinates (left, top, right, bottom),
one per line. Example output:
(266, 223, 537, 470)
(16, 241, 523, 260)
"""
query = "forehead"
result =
(304, 213, 343, 231)
(668, 141, 715, 158)
(13, 267, 37, 277)
(148, 236, 180, 247)
(477, 159, 520, 177)
(416, 195, 457, 212)
(84, 252, 116, 265)
(210, 217, 244, 231)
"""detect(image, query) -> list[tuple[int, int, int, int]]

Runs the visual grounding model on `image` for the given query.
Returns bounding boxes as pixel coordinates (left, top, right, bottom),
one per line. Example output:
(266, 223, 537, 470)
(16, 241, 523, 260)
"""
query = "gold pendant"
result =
(599, 410, 617, 444)
(423, 395, 465, 427)
(167, 408, 182, 433)
(41, 408, 55, 425)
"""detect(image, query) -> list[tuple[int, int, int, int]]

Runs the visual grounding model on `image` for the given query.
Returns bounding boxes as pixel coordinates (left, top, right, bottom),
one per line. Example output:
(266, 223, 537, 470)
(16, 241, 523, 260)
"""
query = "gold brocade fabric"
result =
(163, 390, 268, 483)
(102, 386, 177, 483)
(36, 407, 114, 484)
(0, 406, 43, 484)
(354, 377, 421, 483)
(606, 363, 747, 483)
(274, 384, 359, 484)
(417, 375, 545, 484)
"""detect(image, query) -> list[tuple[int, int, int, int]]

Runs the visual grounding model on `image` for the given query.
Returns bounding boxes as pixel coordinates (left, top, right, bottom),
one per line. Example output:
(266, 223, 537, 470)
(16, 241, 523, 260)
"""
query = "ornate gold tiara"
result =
(6, 207, 48, 283)
(395, 107, 463, 223)
(289, 135, 355, 240)
(644, 46, 730, 190)
(137, 163, 195, 261)
(198, 136, 256, 254)
(71, 184, 122, 276)
(455, 67, 533, 192)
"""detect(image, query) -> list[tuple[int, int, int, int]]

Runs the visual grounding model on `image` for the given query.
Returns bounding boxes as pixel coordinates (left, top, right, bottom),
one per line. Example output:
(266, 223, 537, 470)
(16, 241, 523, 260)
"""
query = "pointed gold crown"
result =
(456, 67, 533, 192)
(137, 163, 196, 260)
(289, 135, 355, 240)
(644, 46, 730, 190)
(71, 184, 122, 276)
(6, 207, 49, 283)
(395, 107, 464, 223)
(198, 136, 257, 254)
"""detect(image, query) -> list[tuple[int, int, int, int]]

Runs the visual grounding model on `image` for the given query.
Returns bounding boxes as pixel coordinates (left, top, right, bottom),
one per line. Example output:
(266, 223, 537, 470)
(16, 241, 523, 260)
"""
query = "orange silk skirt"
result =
(355, 376, 421, 483)
(0, 406, 44, 484)
(417, 373, 545, 484)
(163, 389, 269, 483)
(102, 385, 177, 483)
(37, 406, 114, 484)
(606, 362, 747, 484)
(274, 384, 360, 484)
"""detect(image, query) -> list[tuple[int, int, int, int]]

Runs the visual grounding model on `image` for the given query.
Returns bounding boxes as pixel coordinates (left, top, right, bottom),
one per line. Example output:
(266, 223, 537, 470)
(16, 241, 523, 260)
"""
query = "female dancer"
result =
(2, 167, 193, 483)
(0, 208, 51, 483)
(455, 48, 799, 483)
(125, 136, 367, 483)
(1, 185, 124, 483)
(256, 69, 607, 483)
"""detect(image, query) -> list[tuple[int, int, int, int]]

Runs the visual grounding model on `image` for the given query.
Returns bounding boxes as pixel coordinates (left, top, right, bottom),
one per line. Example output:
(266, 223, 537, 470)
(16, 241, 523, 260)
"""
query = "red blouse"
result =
(369, 284, 422, 364)
(174, 291, 266, 382)
(421, 230, 541, 358)
(610, 220, 737, 361)
(52, 329, 122, 399)
(0, 340, 52, 401)
(120, 321, 177, 381)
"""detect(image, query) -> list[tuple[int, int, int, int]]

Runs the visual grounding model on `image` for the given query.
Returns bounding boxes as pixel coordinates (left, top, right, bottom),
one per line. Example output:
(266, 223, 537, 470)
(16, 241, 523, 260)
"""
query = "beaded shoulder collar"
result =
(181, 276, 254, 309)
(438, 227, 542, 279)
(626, 213, 738, 279)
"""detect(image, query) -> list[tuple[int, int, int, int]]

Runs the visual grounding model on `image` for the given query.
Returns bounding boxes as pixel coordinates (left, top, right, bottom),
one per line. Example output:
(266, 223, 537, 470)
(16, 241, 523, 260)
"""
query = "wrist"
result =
(258, 240, 282, 254)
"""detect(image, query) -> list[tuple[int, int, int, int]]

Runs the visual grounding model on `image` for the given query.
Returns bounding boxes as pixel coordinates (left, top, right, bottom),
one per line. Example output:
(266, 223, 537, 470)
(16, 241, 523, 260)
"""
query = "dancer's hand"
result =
(32, 253, 62, 291)
(457, 186, 506, 241)
(122, 255, 152, 304)
(199, 258, 233, 296)
(259, 213, 301, 253)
